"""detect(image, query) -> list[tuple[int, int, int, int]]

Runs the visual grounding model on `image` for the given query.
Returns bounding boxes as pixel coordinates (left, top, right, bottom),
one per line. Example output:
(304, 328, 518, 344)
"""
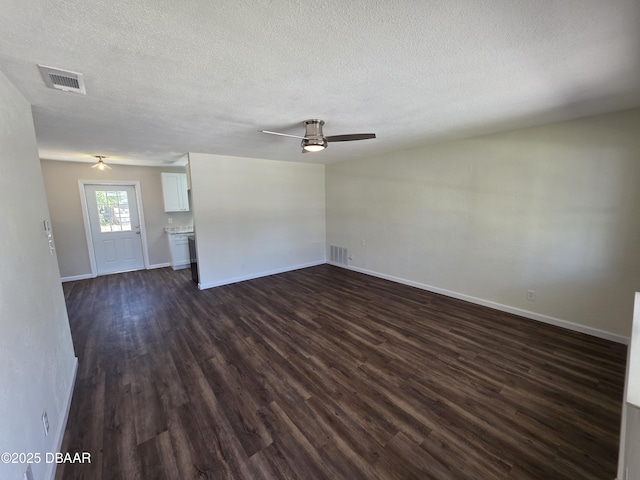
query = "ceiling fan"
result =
(261, 119, 376, 153)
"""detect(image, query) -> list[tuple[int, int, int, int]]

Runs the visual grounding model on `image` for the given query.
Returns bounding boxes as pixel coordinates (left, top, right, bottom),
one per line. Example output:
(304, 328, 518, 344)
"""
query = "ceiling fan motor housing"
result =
(302, 119, 328, 151)
(304, 119, 324, 137)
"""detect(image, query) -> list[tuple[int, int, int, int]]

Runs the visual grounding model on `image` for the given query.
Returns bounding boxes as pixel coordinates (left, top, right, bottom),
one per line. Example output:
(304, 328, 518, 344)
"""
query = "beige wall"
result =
(40, 160, 192, 279)
(189, 153, 326, 288)
(326, 108, 640, 339)
(0, 72, 77, 480)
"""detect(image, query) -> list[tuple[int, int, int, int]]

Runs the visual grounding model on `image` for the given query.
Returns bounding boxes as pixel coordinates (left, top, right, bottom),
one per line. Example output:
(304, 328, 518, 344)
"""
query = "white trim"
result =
(618, 344, 631, 480)
(328, 262, 630, 345)
(78, 180, 150, 276)
(60, 263, 172, 281)
(61, 273, 95, 283)
(134, 183, 151, 269)
(198, 261, 325, 290)
(46, 357, 78, 480)
(148, 262, 171, 270)
(77, 181, 97, 275)
(618, 292, 640, 479)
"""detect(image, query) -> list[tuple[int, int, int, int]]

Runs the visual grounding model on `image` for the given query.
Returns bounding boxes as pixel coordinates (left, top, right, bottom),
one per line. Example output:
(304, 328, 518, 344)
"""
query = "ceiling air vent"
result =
(37, 65, 86, 95)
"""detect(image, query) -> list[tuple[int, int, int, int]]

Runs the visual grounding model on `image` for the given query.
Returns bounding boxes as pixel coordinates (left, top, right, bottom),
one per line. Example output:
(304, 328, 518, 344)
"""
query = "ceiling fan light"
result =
(301, 137, 327, 152)
(303, 144, 325, 152)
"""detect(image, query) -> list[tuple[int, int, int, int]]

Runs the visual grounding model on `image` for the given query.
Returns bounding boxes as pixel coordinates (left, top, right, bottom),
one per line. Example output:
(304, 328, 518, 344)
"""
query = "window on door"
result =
(95, 190, 132, 232)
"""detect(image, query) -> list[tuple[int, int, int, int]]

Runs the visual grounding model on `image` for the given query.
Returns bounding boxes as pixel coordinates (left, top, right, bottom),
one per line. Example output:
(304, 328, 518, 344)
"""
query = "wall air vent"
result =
(330, 245, 348, 265)
(37, 65, 86, 95)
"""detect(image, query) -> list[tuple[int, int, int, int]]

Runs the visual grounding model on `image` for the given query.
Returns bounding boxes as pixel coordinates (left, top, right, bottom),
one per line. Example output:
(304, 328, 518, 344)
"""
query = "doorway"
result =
(80, 181, 149, 276)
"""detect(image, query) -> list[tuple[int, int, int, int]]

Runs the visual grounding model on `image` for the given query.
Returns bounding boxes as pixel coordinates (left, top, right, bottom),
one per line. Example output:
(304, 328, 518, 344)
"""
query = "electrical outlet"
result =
(42, 410, 49, 436)
(526, 290, 536, 301)
(168, 217, 173, 224)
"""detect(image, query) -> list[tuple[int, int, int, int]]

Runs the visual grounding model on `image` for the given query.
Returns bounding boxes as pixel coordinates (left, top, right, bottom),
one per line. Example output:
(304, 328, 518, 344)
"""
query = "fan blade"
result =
(261, 130, 307, 140)
(325, 133, 376, 142)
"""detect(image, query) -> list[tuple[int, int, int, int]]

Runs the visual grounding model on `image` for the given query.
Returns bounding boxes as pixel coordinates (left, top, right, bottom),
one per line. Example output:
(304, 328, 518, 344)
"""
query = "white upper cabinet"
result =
(161, 172, 190, 212)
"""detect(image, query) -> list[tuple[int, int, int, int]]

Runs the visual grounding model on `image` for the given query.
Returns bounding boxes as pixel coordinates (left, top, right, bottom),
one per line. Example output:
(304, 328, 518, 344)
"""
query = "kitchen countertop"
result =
(164, 226, 194, 234)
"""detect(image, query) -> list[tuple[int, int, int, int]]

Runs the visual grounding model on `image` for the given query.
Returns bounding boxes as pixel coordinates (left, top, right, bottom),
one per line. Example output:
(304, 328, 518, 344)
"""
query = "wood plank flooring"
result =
(56, 265, 627, 479)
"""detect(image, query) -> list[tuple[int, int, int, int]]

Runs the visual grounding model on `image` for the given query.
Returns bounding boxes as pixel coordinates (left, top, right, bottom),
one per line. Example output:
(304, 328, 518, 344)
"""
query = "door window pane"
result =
(95, 190, 132, 232)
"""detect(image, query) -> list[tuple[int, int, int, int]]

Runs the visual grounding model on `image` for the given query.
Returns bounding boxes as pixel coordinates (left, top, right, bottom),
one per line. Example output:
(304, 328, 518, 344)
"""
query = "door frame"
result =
(78, 180, 150, 277)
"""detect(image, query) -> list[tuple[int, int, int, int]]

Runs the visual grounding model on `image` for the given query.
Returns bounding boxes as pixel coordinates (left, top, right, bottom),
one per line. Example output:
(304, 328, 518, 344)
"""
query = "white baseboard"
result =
(329, 262, 630, 345)
(198, 260, 326, 290)
(61, 263, 170, 281)
(148, 262, 170, 270)
(46, 357, 78, 480)
(171, 263, 190, 271)
(60, 273, 94, 283)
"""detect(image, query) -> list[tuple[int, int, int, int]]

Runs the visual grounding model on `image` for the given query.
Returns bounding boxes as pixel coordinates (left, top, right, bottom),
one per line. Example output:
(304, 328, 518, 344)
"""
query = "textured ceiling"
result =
(1, 0, 639, 166)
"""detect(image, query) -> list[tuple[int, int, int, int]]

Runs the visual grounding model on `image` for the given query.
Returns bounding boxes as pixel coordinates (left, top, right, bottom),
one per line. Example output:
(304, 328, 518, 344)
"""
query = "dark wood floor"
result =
(56, 265, 627, 480)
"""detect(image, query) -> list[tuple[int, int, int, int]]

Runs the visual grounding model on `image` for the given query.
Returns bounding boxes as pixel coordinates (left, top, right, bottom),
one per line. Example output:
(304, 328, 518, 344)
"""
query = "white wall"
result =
(0, 72, 77, 479)
(326, 108, 640, 340)
(619, 292, 640, 479)
(189, 153, 326, 288)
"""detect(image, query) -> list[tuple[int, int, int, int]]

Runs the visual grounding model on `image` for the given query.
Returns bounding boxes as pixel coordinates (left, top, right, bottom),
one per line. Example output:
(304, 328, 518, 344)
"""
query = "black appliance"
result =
(187, 234, 198, 284)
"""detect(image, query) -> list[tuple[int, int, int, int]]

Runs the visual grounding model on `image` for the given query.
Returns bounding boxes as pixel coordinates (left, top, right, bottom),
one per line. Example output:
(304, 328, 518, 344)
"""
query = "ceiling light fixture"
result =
(301, 137, 328, 152)
(91, 155, 111, 171)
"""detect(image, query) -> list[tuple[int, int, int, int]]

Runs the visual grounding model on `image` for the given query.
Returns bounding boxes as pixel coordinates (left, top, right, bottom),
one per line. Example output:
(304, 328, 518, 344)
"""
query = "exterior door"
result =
(84, 184, 145, 275)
